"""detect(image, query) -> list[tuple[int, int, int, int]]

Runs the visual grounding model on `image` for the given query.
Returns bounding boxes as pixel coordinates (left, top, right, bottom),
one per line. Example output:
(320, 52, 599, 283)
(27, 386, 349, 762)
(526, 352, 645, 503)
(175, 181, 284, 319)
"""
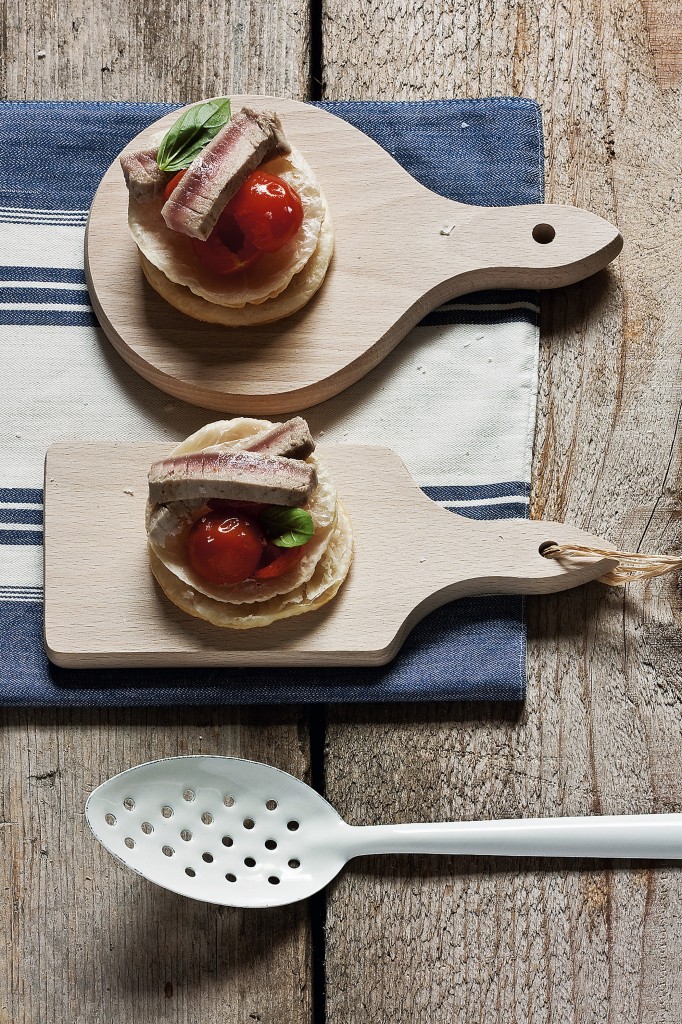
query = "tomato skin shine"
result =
(187, 513, 265, 585)
(230, 171, 304, 253)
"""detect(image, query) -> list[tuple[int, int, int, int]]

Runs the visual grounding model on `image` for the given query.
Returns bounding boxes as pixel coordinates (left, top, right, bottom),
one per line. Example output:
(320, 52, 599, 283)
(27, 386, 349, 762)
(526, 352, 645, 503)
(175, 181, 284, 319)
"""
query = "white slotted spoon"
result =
(86, 756, 682, 909)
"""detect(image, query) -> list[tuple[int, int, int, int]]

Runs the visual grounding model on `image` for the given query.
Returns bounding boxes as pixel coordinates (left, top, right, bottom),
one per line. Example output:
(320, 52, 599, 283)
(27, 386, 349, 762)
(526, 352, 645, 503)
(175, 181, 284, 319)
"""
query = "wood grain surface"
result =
(87, 100, 620, 413)
(321, 1, 682, 1022)
(0, 4, 315, 1024)
(2, 1, 681, 1023)
(43, 443, 615, 668)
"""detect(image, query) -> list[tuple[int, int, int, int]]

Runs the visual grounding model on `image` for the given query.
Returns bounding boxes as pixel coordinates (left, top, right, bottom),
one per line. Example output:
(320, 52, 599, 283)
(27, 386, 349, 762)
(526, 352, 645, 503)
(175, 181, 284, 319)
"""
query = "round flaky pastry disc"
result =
(147, 418, 353, 628)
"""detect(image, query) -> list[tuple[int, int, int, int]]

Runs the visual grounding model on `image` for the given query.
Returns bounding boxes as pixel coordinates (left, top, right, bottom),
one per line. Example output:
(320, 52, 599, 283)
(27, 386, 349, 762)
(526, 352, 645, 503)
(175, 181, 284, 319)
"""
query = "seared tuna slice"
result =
(148, 450, 316, 507)
(241, 418, 315, 460)
(161, 108, 292, 240)
(120, 148, 172, 202)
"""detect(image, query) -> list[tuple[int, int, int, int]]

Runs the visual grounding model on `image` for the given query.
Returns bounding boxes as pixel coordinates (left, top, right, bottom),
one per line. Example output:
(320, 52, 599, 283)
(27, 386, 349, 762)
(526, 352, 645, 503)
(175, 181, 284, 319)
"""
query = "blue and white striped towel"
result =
(0, 98, 543, 705)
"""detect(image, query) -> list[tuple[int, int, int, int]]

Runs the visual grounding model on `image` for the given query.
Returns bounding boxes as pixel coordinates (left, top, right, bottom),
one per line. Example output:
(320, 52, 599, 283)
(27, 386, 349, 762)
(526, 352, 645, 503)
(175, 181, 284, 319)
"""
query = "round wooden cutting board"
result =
(85, 95, 622, 414)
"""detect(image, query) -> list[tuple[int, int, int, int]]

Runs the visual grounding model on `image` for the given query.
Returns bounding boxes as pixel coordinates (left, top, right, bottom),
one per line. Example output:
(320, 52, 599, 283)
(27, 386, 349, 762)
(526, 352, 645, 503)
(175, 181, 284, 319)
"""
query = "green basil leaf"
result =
(156, 97, 232, 172)
(261, 506, 315, 548)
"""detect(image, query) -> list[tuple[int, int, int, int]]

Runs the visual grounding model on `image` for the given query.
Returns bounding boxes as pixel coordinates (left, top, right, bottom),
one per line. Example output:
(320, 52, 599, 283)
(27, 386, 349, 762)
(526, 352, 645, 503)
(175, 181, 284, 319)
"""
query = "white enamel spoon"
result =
(86, 756, 682, 909)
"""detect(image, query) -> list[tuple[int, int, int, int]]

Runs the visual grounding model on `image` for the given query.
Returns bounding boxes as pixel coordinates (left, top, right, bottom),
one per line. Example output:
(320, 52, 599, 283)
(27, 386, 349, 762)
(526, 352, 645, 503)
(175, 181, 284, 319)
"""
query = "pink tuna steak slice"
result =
(161, 107, 291, 240)
(120, 149, 171, 202)
(148, 450, 316, 507)
(241, 418, 315, 460)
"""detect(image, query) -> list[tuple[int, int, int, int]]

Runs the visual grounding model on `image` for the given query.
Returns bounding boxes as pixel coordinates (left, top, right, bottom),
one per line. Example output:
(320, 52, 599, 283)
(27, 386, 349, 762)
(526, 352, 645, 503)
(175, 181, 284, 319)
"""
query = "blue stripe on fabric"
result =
(0, 266, 86, 283)
(0, 508, 42, 525)
(0, 308, 96, 327)
(449, 502, 529, 520)
(0, 530, 43, 545)
(0, 487, 43, 502)
(423, 482, 531, 501)
(0, 286, 90, 305)
(420, 308, 538, 328)
(0, 595, 525, 705)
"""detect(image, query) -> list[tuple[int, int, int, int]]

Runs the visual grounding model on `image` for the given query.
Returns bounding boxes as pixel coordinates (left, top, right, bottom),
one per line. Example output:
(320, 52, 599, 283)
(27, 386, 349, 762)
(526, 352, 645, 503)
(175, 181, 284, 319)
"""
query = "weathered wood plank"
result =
(0, 3, 314, 1023)
(321, 0, 682, 1020)
(0, 0, 311, 101)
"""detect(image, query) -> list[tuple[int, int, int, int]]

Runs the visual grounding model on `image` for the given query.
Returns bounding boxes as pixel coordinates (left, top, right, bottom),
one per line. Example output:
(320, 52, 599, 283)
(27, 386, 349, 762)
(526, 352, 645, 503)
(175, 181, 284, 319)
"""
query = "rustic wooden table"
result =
(1, 2, 681, 1021)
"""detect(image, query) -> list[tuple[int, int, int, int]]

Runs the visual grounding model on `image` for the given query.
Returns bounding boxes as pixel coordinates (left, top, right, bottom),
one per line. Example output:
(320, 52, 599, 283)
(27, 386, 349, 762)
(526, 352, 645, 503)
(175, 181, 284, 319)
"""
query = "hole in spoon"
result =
(287, 821, 299, 831)
(123, 797, 135, 811)
(268, 876, 280, 885)
(265, 799, 277, 810)
(183, 789, 195, 803)
(224, 795, 235, 808)
(162, 845, 174, 857)
(226, 873, 237, 883)
(181, 829, 192, 842)
(201, 812, 213, 825)
(105, 813, 116, 826)
(288, 859, 300, 869)
(532, 223, 555, 244)
(265, 839, 277, 850)
(185, 867, 196, 877)
(161, 805, 174, 819)
(124, 837, 135, 849)
(141, 822, 153, 835)
(222, 836, 233, 847)
(202, 852, 213, 863)
(244, 857, 256, 867)
(243, 818, 255, 830)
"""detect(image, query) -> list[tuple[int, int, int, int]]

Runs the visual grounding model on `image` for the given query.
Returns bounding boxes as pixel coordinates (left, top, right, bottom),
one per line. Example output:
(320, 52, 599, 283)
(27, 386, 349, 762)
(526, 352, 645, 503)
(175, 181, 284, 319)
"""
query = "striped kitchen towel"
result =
(0, 98, 542, 705)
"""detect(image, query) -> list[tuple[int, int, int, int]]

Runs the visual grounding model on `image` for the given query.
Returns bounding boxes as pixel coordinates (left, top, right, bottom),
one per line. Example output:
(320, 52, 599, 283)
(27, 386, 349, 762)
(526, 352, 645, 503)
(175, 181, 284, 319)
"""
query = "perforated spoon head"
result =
(86, 756, 349, 908)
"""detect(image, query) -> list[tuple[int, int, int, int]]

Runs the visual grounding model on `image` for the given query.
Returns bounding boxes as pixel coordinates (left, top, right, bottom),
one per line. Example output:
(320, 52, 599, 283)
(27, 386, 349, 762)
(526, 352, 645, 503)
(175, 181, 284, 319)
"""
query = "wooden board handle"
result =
(429, 202, 623, 300)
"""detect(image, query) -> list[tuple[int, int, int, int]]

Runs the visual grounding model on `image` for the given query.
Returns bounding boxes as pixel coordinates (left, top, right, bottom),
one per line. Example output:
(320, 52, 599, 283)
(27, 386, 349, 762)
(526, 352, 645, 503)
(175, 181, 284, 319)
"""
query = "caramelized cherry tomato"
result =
(231, 170, 304, 253)
(162, 169, 186, 204)
(253, 544, 306, 580)
(187, 513, 265, 586)
(191, 209, 261, 276)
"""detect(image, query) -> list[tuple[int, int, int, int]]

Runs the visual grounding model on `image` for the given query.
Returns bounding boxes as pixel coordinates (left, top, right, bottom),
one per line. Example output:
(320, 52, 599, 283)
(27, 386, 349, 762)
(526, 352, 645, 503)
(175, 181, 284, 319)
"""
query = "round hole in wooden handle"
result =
(532, 223, 556, 244)
(538, 540, 558, 555)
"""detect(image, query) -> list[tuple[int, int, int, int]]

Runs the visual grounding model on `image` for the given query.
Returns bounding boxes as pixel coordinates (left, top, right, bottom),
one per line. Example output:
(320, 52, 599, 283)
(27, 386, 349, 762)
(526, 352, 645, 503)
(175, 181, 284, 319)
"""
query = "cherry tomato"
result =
(162, 169, 186, 204)
(187, 513, 265, 586)
(253, 544, 306, 580)
(230, 171, 304, 253)
(191, 209, 261, 276)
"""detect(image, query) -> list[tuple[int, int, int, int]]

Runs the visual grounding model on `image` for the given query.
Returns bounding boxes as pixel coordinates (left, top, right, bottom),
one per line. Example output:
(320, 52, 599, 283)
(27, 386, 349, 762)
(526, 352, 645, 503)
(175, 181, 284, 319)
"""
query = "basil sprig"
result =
(156, 98, 232, 173)
(262, 506, 315, 548)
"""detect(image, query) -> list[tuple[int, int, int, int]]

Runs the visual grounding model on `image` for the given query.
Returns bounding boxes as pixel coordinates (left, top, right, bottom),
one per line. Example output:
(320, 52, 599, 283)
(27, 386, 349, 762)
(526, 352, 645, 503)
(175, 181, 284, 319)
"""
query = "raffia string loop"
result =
(541, 544, 682, 587)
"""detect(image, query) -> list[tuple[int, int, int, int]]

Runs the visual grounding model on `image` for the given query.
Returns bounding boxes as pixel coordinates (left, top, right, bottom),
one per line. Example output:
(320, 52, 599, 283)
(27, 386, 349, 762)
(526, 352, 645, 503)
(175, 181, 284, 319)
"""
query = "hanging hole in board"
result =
(539, 540, 559, 556)
(532, 223, 555, 244)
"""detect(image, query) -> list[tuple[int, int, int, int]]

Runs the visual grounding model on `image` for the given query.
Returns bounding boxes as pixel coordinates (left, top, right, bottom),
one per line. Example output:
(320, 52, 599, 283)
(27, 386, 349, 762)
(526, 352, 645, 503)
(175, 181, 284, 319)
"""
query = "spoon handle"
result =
(347, 815, 682, 860)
